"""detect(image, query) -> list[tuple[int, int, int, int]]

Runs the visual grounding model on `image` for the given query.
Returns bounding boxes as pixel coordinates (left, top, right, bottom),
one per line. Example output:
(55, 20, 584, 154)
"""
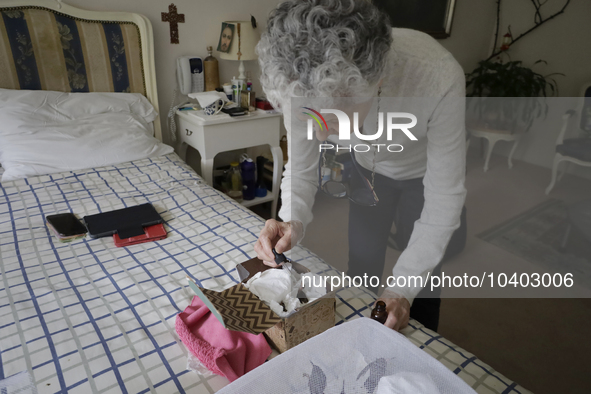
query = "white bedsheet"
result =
(0, 153, 338, 393)
(0, 154, 529, 394)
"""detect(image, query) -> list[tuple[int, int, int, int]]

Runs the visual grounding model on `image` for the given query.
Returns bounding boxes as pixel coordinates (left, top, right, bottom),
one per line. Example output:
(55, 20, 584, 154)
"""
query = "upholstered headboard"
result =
(0, 0, 161, 140)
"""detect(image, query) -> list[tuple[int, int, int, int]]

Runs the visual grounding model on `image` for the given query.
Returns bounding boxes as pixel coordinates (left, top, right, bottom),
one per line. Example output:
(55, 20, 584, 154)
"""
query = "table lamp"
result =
(218, 21, 258, 80)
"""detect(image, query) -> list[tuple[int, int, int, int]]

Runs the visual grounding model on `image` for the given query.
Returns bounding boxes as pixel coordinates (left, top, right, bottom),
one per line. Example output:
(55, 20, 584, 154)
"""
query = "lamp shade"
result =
(218, 21, 258, 61)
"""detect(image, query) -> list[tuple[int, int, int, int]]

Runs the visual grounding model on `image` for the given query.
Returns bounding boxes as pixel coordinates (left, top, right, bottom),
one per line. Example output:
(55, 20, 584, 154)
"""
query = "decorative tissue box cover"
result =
(189, 257, 336, 353)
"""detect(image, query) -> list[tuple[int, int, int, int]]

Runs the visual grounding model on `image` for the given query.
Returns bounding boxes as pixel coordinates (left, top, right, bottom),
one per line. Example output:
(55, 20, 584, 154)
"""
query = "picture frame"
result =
(217, 22, 235, 53)
(373, 0, 457, 39)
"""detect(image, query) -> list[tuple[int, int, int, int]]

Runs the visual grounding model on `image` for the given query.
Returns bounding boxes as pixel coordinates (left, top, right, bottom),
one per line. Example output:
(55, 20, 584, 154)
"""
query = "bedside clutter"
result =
(176, 108, 283, 218)
(214, 155, 276, 202)
(256, 97, 273, 111)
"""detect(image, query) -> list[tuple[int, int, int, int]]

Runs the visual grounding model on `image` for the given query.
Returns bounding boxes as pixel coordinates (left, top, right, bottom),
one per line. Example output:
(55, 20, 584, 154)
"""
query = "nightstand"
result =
(176, 109, 284, 218)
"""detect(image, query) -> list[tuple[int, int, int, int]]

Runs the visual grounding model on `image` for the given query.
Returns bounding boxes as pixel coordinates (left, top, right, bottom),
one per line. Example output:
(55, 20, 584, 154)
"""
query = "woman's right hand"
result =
(254, 219, 303, 267)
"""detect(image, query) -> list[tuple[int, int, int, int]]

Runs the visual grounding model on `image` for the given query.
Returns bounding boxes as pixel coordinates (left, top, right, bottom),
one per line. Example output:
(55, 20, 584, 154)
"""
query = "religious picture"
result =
(217, 22, 234, 53)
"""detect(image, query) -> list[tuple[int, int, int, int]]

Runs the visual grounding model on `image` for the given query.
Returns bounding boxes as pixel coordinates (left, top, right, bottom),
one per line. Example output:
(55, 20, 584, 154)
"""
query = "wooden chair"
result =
(545, 84, 591, 194)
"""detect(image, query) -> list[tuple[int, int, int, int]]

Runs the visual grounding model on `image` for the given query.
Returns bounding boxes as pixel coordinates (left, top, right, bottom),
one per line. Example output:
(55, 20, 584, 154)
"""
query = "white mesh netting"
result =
(218, 318, 475, 394)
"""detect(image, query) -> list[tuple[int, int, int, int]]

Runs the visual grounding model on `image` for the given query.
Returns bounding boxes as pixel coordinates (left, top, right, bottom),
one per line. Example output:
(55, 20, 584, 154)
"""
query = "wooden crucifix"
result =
(162, 3, 185, 44)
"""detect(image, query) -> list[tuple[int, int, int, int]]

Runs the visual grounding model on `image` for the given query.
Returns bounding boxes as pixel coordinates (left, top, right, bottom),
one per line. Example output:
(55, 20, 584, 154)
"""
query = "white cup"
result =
(203, 99, 224, 116)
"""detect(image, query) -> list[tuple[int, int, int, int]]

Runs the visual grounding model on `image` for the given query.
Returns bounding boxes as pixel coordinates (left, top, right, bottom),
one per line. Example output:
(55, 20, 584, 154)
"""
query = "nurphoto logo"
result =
(302, 107, 418, 153)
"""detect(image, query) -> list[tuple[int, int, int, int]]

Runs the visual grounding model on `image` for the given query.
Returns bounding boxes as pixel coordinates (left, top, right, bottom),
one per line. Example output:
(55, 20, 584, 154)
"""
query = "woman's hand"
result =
(254, 220, 303, 267)
(375, 289, 410, 331)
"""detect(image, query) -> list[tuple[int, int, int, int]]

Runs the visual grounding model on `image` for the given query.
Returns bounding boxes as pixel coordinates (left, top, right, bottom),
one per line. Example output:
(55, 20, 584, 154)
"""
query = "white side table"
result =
(468, 127, 522, 172)
(176, 109, 283, 218)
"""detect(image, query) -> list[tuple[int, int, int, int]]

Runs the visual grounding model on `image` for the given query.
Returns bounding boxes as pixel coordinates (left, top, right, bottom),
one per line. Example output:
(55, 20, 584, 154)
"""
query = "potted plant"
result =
(465, 59, 562, 133)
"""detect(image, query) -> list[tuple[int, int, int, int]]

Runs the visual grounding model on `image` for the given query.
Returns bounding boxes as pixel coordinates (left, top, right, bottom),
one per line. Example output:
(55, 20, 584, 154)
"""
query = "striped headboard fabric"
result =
(0, 6, 146, 95)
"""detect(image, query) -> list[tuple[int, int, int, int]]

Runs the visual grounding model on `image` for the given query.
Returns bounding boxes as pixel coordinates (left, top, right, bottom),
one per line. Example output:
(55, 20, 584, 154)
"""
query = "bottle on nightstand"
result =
(204, 46, 219, 91)
(240, 71, 256, 111)
(240, 89, 256, 112)
(240, 154, 256, 201)
(226, 162, 243, 203)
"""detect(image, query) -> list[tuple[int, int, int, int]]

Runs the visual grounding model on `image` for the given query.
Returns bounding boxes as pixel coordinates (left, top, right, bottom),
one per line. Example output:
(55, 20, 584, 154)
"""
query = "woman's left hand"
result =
(375, 289, 410, 331)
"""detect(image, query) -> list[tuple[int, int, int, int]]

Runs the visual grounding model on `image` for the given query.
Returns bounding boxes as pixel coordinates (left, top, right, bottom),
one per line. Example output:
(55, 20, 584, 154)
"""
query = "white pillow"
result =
(0, 89, 173, 181)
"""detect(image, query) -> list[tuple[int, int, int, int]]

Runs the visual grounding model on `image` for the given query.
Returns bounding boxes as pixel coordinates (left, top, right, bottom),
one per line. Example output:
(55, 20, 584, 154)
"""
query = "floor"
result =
(278, 149, 591, 394)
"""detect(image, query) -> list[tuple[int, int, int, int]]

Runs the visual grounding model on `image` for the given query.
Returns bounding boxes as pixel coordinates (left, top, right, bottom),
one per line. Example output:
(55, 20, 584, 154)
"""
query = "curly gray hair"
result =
(256, 0, 392, 109)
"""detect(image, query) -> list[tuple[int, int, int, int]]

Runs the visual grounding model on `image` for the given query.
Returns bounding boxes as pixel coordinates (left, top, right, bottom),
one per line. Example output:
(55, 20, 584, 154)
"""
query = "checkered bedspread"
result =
(0, 153, 530, 394)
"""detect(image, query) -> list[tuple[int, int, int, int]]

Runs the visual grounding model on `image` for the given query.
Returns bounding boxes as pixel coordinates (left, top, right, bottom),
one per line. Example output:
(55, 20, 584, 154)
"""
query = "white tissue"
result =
(246, 268, 292, 304)
(244, 265, 327, 317)
(186, 350, 215, 377)
(376, 372, 441, 394)
(301, 273, 327, 299)
(187, 91, 227, 108)
(245, 267, 299, 317)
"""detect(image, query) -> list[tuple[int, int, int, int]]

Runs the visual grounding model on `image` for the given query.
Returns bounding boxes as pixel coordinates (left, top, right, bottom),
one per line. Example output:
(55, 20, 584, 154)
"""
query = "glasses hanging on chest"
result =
(316, 88, 381, 206)
(318, 148, 379, 206)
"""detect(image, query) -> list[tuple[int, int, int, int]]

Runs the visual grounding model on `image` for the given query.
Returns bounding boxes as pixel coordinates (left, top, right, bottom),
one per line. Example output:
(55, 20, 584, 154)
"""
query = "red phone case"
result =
(113, 223, 167, 247)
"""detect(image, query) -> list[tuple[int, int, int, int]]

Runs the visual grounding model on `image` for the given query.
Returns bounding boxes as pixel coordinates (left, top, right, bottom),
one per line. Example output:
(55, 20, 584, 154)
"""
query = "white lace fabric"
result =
(217, 318, 476, 394)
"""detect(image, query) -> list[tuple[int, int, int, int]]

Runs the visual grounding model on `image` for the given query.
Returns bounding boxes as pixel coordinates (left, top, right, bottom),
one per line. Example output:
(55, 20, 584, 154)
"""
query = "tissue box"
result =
(263, 294, 335, 353)
(237, 257, 336, 353)
(188, 257, 335, 353)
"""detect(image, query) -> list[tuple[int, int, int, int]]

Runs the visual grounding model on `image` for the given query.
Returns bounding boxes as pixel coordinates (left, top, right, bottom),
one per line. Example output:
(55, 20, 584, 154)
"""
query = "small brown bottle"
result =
(203, 46, 219, 91)
(370, 301, 388, 324)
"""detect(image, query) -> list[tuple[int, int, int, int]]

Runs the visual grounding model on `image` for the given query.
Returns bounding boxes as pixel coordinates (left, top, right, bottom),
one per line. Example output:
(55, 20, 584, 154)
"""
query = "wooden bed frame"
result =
(0, 0, 162, 140)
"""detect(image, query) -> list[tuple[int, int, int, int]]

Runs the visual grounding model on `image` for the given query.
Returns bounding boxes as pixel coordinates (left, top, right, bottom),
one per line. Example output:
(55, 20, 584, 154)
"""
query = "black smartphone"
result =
(221, 107, 246, 116)
(46, 213, 87, 237)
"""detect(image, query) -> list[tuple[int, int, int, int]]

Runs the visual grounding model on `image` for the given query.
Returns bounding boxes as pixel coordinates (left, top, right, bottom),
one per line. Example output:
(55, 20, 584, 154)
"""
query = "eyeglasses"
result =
(315, 87, 382, 207)
(318, 147, 379, 206)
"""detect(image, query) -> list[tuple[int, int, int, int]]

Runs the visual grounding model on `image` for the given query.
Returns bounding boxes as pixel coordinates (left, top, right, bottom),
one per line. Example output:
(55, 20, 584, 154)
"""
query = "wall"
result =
(436, 0, 590, 96)
(496, 0, 591, 97)
(436, 0, 497, 75)
(472, 0, 591, 179)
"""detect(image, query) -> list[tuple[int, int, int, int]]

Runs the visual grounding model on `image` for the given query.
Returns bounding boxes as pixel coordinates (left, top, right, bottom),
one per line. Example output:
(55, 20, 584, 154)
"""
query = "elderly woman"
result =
(254, 0, 466, 332)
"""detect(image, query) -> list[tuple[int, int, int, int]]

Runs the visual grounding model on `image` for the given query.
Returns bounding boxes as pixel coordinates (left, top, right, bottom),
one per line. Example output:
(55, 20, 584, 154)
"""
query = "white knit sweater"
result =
(278, 28, 467, 303)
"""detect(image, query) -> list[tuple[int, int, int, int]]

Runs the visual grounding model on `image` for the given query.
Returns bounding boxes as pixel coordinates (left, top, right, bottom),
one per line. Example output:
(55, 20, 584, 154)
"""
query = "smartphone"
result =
(46, 213, 87, 242)
(113, 223, 167, 247)
(221, 107, 246, 116)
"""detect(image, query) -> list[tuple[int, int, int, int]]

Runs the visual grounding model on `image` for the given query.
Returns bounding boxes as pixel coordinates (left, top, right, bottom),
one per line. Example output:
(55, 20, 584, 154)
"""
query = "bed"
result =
(0, 1, 531, 393)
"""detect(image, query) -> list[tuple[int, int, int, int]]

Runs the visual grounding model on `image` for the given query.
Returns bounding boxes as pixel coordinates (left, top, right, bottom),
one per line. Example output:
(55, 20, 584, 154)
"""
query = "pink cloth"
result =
(175, 296, 272, 382)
